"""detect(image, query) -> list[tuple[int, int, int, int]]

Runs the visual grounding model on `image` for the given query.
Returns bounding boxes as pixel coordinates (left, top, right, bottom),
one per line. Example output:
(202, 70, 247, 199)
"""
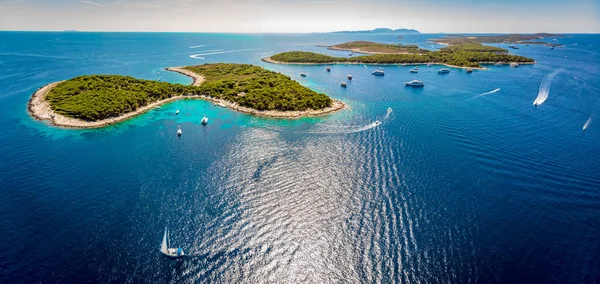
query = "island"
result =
(431, 33, 564, 46)
(327, 41, 427, 54)
(28, 63, 346, 128)
(331, 28, 420, 34)
(264, 41, 535, 68)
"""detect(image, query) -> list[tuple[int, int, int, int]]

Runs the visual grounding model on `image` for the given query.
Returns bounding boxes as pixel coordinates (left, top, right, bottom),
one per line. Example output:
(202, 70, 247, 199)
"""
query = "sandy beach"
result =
(28, 67, 347, 128)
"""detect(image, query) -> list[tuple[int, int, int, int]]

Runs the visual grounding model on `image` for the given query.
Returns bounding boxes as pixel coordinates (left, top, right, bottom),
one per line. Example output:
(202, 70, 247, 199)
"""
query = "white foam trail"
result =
(363, 64, 367, 68)
(574, 76, 585, 83)
(473, 88, 501, 98)
(189, 45, 209, 49)
(533, 69, 562, 106)
(189, 55, 206, 59)
(189, 48, 261, 59)
(385, 108, 392, 118)
(583, 117, 592, 131)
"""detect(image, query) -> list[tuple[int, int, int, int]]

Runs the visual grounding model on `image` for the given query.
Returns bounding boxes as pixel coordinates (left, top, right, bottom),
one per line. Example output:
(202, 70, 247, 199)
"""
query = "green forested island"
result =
(432, 33, 564, 46)
(329, 41, 427, 54)
(44, 64, 334, 121)
(268, 43, 534, 68)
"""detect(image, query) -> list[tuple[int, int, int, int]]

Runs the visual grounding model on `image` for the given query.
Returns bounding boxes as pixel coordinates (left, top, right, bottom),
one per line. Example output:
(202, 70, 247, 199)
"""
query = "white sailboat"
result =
(160, 227, 184, 258)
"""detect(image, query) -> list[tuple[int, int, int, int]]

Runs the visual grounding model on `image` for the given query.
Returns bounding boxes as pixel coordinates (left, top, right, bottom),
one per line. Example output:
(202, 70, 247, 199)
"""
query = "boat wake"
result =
(574, 76, 585, 83)
(189, 48, 261, 59)
(189, 45, 210, 49)
(583, 117, 592, 131)
(472, 88, 501, 99)
(533, 69, 562, 106)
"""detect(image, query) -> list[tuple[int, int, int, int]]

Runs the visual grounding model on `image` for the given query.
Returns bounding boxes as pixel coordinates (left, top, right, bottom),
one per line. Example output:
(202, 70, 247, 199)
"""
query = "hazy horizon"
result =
(0, 0, 599, 33)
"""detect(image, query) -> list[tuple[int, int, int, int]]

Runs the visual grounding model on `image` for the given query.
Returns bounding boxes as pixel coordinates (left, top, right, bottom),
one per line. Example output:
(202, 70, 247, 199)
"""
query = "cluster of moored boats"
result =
(173, 108, 209, 137)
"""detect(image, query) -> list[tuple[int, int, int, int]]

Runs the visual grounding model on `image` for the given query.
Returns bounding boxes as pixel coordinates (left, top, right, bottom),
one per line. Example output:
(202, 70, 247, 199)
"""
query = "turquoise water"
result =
(0, 32, 599, 283)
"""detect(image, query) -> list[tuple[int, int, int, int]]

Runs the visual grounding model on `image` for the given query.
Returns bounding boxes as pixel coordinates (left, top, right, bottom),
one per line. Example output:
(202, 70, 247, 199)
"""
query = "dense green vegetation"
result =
(271, 43, 535, 68)
(186, 64, 332, 112)
(47, 75, 191, 120)
(432, 33, 564, 46)
(331, 41, 428, 54)
(46, 64, 332, 121)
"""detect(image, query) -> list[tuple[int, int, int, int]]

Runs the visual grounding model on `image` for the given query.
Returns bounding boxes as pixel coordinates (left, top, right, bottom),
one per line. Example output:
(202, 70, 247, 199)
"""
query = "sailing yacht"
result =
(160, 228, 184, 258)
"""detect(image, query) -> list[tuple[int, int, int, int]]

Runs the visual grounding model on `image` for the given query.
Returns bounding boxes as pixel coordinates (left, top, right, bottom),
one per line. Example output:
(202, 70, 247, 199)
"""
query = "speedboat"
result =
(347, 74, 352, 80)
(175, 110, 180, 115)
(201, 115, 208, 125)
(508, 45, 519, 49)
(387, 107, 392, 112)
(510, 62, 519, 67)
(409, 68, 418, 73)
(160, 228, 184, 258)
(177, 127, 182, 136)
(466, 68, 473, 73)
(326, 67, 331, 72)
(341, 82, 347, 87)
(438, 68, 450, 74)
(372, 69, 385, 76)
(375, 120, 381, 126)
(405, 80, 424, 87)
(300, 73, 306, 77)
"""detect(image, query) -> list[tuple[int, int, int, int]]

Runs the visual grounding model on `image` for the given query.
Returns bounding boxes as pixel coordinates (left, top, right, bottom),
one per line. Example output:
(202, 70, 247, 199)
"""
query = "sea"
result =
(0, 32, 599, 283)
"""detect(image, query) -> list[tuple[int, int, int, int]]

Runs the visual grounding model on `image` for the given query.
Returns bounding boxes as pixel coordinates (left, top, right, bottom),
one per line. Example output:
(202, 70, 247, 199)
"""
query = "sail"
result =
(160, 228, 169, 254)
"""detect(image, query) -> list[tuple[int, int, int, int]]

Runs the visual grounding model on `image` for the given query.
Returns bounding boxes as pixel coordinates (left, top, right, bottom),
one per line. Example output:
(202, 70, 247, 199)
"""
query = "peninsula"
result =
(431, 33, 564, 46)
(28, 63, 346, 128)
(264, 41, 534, 68)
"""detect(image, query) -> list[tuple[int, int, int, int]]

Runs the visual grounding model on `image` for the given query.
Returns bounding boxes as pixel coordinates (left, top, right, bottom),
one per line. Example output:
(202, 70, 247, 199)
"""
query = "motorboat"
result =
(427, 63, 432, 67)
(510, 62, 519, 67)
(494, 62, 503, 66)
(177, 127, 182, 136)
(341, 82, 347, 87)
(405, 80, 425, 87)
(347, 74, 352, 80)
(175, 110, 180, 115)
(326, 67, 331, 72)
(160, 228, 184, 258)
(387, 107, 392, 112)
(438, 68, 450, 74)
(300, 73, 306, 77)
(466, 68, 473, 73)
(508, 45, 519, 49)
(214, 102, 226, 108)
(372, 69, 385, 76)
(201, 115, 208, 125)
(409, 68, 418, 73)
(375, 120, 381, 126)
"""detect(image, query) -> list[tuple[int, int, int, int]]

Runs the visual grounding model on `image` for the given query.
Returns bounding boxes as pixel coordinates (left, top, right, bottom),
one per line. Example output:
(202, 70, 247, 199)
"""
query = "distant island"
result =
(331, 28, 420, 34)
(28, 63, 345, 128)
(432, 33, 564, 46)
(264, 41, 534, 68)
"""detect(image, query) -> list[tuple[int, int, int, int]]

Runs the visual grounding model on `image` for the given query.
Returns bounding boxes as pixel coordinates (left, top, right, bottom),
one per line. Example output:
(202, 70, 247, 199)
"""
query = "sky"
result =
(0, 0, 598, 33)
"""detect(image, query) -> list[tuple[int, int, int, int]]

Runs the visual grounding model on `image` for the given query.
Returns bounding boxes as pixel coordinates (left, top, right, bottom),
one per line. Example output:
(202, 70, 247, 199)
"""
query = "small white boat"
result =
(347, 74, 352, 80)
(214, 102, 226, 108)
(375, 120, 381, 125)
(341, 82, 347, 88)
(372, 69, 385, 76)
(438, 68, 450, 74)
(405, 80, 425, 87)
(177, 127, 182, 136)
(157, 78, 161, 81)
(160, 228, 184, 258)
(510, 62, 519, 67)
(326, 67, 331, 72)
(427, 63, 432, 67)
(466, 68, 473, 73)
(201, 115, 208, 125)
(175, 110, 180, 115)
(494, 62, 503, 66)
(387, 107, 392, 112)
(409, 68, 418, 73)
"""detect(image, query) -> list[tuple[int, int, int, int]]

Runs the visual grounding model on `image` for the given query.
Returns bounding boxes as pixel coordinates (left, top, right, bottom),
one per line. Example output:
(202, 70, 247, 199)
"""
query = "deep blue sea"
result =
(0, 32, 599, 283)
